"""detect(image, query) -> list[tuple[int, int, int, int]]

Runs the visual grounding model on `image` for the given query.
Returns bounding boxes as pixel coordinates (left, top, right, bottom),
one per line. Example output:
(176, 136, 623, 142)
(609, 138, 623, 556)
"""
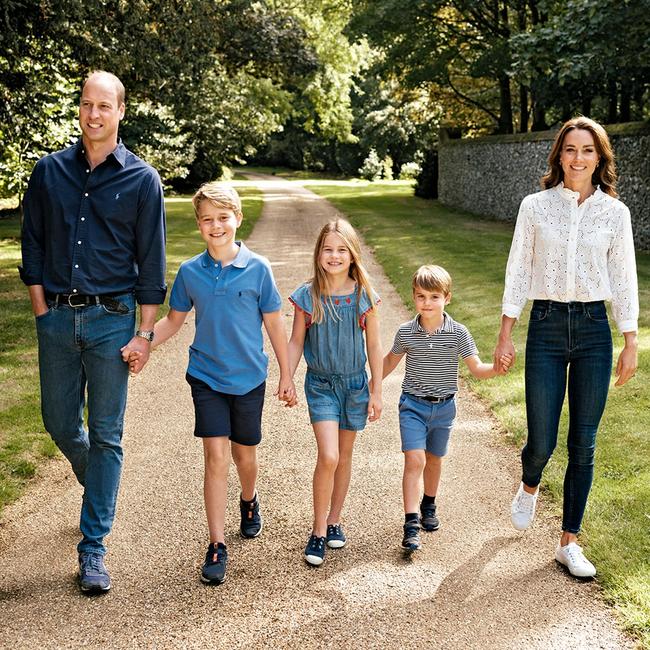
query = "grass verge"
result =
(0, 185, 263, 516)
(305, 179, 649, 647)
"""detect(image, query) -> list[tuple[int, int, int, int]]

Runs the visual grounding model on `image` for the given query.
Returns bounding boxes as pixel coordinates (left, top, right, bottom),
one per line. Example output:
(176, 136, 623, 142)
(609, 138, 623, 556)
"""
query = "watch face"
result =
(137, 330, 154, 341)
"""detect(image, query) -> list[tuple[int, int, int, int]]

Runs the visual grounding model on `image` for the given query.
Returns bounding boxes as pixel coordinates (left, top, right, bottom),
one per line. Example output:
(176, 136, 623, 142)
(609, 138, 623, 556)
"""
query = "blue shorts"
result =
(304, 370, 369, 431)
(186, 373, 265, 445)
(398, 392, 457, 457)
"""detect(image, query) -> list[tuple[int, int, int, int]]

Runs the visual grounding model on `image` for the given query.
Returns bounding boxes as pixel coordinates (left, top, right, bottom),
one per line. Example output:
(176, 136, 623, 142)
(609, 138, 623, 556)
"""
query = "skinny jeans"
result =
(523, 300, 612, 534)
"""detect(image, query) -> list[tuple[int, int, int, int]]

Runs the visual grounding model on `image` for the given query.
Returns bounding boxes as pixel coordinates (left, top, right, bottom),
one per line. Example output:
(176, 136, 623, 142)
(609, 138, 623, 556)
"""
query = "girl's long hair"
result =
(310, 219, 376, 324)
(541, 116, 617, 197)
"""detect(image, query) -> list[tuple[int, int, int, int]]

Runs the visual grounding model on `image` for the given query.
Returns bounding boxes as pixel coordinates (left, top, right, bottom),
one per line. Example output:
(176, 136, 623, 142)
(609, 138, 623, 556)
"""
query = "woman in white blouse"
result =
(494, 116, 639, 578)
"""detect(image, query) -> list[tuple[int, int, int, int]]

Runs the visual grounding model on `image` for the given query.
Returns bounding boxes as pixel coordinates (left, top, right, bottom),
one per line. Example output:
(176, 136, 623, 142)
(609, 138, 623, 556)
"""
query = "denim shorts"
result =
(398, 392, 457, 456)
(304, 370, 369, 431)
(186, 373, 265, 445)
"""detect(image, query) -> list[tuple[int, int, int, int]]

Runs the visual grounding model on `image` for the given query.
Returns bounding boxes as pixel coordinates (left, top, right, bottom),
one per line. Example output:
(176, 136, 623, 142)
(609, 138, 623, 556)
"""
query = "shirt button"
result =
(81, 217, 85, 221)
(72, 289, 78, 293)
(74, 264, 79, 268)
(84, 193, 89, 197)
(77, 240, 82, 245)
(86, 169, 90, 173)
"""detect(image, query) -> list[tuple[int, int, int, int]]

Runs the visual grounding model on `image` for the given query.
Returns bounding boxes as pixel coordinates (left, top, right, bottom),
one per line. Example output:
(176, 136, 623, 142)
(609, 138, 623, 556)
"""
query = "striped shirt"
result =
(391, 313, 478, 398)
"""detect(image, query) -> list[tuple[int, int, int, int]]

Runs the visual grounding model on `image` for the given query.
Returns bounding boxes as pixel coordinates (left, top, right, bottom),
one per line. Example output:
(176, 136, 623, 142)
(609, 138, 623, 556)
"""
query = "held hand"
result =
(125, 350, 144, 374)
(275, 377, 298, 407)
(615, 345, 638, 387)
(494, 353, 514, 375)
(367, 393, 382, 422)
(494, 339, 516, 374)
(121, 336, 151, 374)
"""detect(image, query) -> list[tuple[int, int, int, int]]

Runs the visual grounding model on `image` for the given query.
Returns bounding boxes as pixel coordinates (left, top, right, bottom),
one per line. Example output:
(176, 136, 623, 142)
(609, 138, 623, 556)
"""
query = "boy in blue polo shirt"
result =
(126, 182, 295, 584)
(382, 265, 511, 553)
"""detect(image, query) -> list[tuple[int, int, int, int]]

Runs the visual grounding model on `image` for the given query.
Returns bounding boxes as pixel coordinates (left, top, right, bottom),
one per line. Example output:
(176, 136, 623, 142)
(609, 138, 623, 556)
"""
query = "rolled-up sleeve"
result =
(608, 205, 639, 333)
(20, 161, 46, 286)
(502, 196, 535, 319)
(134, 171, 167, 304)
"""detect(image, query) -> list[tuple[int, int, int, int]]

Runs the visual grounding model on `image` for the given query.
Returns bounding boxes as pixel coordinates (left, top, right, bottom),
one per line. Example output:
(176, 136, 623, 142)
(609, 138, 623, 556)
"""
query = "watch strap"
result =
(136, 329, 154, 342)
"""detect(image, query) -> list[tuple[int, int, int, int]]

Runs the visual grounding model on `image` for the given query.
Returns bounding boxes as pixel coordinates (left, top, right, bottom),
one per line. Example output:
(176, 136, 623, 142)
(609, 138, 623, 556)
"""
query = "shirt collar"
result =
(75, 138, 127, 168)
(411, 312, 453, 334)
(555, 181, 605, 205)
(200, 242, 251, 269)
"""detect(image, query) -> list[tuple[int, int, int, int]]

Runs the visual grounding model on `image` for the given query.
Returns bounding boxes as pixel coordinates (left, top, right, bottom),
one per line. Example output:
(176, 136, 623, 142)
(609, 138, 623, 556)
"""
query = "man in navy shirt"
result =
(20, 70, 166, 593)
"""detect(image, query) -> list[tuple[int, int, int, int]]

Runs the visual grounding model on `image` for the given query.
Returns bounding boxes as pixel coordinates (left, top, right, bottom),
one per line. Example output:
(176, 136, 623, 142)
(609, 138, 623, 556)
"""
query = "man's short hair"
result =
(81, 71, 125, 106)
(192, 182, 242, 217)
(412, 264, 452, 295)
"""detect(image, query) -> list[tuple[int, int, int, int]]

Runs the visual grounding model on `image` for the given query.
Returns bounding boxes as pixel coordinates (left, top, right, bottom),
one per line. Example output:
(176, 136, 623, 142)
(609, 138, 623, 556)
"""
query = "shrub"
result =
(359, 148, 383, 181)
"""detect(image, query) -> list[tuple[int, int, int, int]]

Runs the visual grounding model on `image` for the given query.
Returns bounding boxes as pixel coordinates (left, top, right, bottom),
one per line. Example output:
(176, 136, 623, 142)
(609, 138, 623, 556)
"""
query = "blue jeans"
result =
(523, 300, 612, 534)
(35, 293, 136, 554)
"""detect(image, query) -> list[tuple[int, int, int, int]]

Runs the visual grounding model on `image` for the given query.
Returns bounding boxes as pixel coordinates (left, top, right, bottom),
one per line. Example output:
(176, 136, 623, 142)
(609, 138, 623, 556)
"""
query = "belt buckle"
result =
(67, 294, 86, 307)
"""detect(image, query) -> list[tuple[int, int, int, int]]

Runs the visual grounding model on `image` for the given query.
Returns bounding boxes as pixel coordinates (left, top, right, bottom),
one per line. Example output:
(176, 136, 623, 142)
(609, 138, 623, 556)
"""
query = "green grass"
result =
(305, 179, 650, 647)
(0, 185, 263, 515)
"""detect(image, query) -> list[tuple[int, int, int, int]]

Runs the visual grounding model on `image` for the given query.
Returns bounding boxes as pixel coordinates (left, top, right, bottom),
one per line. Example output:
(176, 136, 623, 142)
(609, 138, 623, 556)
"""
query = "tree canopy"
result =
(1, 0, 648, 197)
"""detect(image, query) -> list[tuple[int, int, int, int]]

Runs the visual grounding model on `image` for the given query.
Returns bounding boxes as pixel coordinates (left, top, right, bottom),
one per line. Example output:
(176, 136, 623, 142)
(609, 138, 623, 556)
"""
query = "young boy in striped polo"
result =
(382, 265, 512, 552)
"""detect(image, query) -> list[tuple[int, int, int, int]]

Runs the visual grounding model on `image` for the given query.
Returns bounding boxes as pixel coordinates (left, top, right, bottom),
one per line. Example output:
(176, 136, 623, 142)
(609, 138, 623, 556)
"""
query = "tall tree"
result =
(349, 0, 518, 133)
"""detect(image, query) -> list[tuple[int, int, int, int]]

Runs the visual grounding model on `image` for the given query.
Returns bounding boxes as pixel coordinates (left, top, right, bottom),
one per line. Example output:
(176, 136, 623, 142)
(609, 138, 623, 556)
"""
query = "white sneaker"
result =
(510, 482, 538, 530)
(555, 542, 596, 578)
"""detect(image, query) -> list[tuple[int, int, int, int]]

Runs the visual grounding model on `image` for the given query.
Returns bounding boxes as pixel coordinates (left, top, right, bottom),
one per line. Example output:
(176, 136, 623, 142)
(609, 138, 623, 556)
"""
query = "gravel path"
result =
(0, 175, 632, 649)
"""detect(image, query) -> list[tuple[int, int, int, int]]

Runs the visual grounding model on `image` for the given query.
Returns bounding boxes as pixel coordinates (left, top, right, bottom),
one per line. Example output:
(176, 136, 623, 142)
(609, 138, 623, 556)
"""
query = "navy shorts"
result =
(186, 373, 265, 445)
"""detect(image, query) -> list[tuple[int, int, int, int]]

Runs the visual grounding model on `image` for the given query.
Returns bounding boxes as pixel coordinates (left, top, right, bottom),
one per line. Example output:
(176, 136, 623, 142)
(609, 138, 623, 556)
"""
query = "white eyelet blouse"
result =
(502, 183, 639, 333)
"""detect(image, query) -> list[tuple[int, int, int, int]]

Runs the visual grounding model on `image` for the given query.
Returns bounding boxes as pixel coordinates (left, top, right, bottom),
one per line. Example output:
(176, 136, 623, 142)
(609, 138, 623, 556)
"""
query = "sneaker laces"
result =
(514, 490, 536, 515)
(81, 553, 103, 574)
(564, 543, 586, 565)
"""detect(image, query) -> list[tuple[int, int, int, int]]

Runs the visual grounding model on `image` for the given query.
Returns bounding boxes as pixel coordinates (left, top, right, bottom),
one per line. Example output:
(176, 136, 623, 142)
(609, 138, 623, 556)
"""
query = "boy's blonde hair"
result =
(192, 182, 242, 217)
(412, 265, 452, 295)
(310, 218, 376, 324)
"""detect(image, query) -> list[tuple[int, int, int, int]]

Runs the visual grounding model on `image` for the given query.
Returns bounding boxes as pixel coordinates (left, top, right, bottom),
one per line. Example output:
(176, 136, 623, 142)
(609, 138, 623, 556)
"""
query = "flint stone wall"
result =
(438, 121, 650, 251)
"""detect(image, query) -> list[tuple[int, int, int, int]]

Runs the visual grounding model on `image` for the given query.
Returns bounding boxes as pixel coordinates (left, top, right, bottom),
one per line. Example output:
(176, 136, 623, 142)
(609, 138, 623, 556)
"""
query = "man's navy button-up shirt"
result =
(20, 139, 167, 304)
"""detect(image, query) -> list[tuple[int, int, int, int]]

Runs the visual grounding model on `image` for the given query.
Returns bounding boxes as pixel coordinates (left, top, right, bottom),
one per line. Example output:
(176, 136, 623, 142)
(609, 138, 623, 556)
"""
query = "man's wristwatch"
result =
(136, 329, 154, 342)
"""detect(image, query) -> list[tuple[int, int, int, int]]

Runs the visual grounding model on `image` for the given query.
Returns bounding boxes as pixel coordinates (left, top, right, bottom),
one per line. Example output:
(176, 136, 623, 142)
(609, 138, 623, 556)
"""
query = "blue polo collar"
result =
(200, 241, 252, 269)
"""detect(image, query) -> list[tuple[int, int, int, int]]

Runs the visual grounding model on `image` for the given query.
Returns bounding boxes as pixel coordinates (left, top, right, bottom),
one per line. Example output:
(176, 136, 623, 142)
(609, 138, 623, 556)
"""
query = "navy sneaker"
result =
(420, 502, 440, 531)
(78, 552, 111, 593)
(201, 542, 228, 584)
(304, 534, 326, 566)
(326, 523, 347, 549)
(401, 522, 421, 553)
(240, 494, 263, 538)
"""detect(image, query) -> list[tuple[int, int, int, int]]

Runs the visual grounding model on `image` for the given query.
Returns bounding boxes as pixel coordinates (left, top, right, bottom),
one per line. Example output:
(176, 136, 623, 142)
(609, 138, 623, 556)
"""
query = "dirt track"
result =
(0, 175, 632, 649)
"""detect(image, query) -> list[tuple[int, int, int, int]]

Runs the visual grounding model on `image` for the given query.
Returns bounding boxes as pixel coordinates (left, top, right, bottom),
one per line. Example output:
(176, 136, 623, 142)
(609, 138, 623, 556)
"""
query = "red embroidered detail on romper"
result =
(335, 299, 340, 305)
(346, 297, 351, 304)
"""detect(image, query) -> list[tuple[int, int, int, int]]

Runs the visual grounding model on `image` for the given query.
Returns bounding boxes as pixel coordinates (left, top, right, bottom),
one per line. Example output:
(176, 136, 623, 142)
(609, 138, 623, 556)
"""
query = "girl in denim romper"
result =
(288, 219, 383, 566)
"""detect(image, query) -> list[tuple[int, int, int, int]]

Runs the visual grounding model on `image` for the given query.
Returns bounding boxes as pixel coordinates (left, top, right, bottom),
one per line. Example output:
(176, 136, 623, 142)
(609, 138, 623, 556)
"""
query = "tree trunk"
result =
(530, 80, 548, 131)
(498, 74, 513, 134)
(607, 79, 617, 123)
(620, 81, 631, 122)
(519, 84, 529, 132)
(517, 1, 528, 132)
